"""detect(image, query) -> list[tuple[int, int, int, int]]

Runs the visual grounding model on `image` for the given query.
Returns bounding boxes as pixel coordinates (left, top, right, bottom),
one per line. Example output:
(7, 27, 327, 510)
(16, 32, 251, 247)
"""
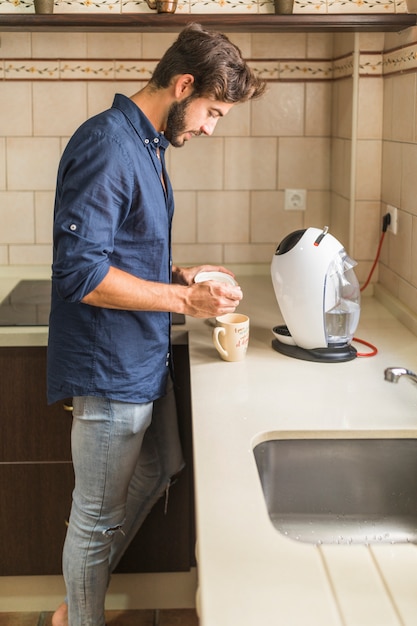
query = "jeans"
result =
(63, 377, 184, 626)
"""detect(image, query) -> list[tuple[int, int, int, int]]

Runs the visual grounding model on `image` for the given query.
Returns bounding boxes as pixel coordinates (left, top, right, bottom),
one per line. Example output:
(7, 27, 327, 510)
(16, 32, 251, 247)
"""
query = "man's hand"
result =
(172, 264, 235, 286)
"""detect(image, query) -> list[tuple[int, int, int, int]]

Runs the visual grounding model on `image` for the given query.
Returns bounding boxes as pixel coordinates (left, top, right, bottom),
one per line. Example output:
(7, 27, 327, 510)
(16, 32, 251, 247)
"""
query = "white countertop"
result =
(186, 275, 417, 626)
(1, 269, 417, 625)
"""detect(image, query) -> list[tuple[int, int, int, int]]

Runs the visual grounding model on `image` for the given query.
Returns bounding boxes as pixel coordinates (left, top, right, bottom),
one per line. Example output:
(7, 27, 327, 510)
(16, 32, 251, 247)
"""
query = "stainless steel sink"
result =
(253, 438, 417, 545)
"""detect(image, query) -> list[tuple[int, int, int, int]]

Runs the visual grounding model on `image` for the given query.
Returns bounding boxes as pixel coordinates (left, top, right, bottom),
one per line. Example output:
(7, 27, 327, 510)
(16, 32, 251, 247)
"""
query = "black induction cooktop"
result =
(0, 280, 185, 326)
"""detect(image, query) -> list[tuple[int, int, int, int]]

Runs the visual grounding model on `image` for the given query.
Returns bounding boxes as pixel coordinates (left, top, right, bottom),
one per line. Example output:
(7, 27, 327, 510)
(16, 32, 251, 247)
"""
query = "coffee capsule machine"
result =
(270, 226, 361, 362)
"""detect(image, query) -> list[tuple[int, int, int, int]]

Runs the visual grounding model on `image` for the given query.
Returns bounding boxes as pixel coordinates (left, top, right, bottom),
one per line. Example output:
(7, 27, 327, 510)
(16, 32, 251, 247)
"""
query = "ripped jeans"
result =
(63, 377, 184, 626)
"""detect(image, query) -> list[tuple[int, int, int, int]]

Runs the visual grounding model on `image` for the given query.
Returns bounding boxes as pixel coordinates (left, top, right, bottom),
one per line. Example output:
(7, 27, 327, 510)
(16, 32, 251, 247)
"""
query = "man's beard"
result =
(164, 96, 200, 148)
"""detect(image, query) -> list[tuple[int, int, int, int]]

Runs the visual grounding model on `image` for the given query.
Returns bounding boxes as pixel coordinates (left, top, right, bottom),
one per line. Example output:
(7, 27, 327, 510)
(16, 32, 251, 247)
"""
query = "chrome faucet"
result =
(384, 367, 417, 386)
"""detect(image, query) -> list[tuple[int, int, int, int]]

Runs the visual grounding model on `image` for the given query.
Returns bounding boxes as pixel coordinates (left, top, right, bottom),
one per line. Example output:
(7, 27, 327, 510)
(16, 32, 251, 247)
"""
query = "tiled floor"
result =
(0, 609, 198, 626)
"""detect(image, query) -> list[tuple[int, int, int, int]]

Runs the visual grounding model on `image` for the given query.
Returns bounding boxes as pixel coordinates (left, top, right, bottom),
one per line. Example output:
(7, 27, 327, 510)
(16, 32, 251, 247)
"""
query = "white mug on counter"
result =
(213, 313, 249, 362)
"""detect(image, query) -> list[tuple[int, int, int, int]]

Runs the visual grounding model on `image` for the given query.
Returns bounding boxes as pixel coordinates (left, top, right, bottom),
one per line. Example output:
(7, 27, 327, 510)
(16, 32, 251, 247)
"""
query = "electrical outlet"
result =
(387, 204, 398, 235)
(285, 189, 306, 211)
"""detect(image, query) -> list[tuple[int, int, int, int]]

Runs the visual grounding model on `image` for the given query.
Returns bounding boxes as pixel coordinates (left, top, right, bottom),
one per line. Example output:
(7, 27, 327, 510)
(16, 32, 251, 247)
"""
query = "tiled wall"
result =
(380, 28, 417, 318)
(1, 26, 417, 321)
(0, 30, 334, 269)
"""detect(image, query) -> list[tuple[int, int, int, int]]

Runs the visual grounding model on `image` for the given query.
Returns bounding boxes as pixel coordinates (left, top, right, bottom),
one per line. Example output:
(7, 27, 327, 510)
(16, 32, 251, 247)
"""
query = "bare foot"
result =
(52, 601, 68, 626)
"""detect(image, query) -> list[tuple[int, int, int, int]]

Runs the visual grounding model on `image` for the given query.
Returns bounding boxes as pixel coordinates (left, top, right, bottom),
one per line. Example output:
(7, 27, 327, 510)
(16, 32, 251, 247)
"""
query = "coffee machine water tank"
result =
(271, 227, 360, 361)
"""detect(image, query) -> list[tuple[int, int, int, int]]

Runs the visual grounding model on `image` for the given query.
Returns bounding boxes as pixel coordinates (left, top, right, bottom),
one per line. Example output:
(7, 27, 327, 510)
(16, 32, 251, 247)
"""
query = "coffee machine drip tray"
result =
(0, 280, 186, 327)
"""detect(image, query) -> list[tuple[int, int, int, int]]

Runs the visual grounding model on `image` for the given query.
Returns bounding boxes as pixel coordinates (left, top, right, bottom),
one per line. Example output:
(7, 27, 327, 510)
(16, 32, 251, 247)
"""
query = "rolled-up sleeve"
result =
(52, 128, 133, 302)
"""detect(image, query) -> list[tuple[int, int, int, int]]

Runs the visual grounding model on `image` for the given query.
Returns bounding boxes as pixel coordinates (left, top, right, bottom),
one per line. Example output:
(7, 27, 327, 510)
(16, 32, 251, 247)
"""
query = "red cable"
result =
(352, 226, 387, 356)
(352, 337, 378, 357)
(360, 230, 386, 292)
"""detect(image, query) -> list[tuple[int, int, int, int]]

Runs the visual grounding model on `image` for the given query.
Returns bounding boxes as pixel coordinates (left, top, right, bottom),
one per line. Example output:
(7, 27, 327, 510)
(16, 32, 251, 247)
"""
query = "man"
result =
(48, 23, 266, 626)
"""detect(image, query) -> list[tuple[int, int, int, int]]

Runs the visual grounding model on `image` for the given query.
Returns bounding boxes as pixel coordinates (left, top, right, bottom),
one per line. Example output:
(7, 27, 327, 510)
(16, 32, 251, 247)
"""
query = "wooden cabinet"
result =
(0, 338, 195, 576)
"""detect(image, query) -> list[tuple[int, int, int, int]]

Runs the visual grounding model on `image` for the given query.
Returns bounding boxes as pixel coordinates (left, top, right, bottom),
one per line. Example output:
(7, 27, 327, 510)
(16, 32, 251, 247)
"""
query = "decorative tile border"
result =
(2, 42, 416, 81)
(1, 57, 335, 80)
(4, 59, 60, 78)
(360, 53, 384, 76)
(383, 42, 417, 75)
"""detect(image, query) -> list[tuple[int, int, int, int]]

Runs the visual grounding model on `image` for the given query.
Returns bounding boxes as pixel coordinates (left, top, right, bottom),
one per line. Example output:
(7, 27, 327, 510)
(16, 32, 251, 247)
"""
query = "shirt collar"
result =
(111, 93, 170, 152)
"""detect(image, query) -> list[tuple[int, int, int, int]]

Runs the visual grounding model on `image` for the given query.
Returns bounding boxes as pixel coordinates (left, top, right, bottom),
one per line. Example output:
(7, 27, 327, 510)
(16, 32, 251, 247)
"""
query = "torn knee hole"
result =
(102, 523, 125, 537)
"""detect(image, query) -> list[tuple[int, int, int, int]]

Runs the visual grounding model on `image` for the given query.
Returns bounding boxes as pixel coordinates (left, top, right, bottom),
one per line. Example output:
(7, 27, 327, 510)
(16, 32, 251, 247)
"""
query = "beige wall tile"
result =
(33, 82, 88, 137)
(382, 75, 394, 141)
(225, 138, 277, 190)
(6, 138, 61, 191)
(32, 32, 88, 58)
(355, 139, 382, 200)
(0, 139, 5, 190)
(172, 243, 223, 265)
(304, 190, 331, 228)
(9, 244, 52, 266)
(387, 209, 412, 281)
(223, 33, 252, 58)
(352, 201, 381, 260)
(170, 138, 224, 190)
(251, 33, 307, 59)
(381, 140, 401, 207)
(384, 28, 417, 51)
(250, 191, 302, 243)
(400, 142, 417, 216)
(0, 192, 35, 244)
(87, 82, 140, 118)
(142, 33, 178, 58)
(358, 33, 385, 51)
(215, 102, 251, 137)
(224, 243, 275, 264)
(357, 77, 383, 140)
(35, 191, 54, 244)
(251, 83, 304, 137)
(305, 82, 332, 137)
(305, 190, 331, 227)
(332, 33, 355, 57)
(398, 278, 417, 317)
(306, 33, 334, 59)
(87, 33, 143, 58)
(0, 32, 31, 58)
(278, 137, 330, 189)
(379, 264, 400, 299)
(329, 192, 350, 245)
(197, 191, 250, 243)
(392, 73, 416, 143)
(332, 78, 353, 140)
(0, 83, 32, 137)
(172, 191, 197, 244)
(0, 246, 8, 264)
(411, 215, 417, 289)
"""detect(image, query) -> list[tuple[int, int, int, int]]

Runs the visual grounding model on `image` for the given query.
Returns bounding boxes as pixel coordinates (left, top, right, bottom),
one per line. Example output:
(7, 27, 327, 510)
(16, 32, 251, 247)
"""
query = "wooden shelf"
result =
(0, 13, 416, 33)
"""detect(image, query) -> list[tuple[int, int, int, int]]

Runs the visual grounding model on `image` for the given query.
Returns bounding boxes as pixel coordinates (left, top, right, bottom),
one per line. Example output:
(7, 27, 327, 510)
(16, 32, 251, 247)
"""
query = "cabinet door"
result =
(0, 462, 74, 575)
(0, 347, 72, 462)
(0, 342, 195, 575)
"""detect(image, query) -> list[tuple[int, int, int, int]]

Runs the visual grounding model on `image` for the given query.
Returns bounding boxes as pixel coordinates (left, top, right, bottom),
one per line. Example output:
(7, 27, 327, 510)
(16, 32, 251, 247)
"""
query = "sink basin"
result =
(253, 438, 417, 545)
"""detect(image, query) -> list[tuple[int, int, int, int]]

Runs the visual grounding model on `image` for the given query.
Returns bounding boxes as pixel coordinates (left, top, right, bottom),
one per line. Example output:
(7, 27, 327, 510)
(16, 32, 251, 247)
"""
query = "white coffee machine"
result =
(270, 226, 361, 362)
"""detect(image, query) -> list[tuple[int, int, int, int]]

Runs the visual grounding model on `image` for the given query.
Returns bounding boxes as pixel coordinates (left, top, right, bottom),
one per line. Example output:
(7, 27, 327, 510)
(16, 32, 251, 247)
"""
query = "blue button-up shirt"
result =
(47, 94, 174, 404)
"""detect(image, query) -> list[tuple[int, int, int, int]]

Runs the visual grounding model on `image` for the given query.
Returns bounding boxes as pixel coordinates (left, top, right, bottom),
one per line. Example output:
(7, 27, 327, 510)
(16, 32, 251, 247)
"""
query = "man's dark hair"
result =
(150, 23, 266, 103)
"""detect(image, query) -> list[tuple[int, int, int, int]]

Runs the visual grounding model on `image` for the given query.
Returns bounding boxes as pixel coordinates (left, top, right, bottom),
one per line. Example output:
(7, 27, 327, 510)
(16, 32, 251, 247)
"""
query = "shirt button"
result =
(70, 224, 77, 231)
(144, 139, 150, 145)
(154, 138, 159, 144)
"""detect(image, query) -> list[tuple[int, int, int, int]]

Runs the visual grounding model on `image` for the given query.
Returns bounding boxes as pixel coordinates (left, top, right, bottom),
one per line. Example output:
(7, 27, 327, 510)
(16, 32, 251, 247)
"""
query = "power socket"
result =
(387, 204, 398, 235)
(285, 189, 306, 211)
